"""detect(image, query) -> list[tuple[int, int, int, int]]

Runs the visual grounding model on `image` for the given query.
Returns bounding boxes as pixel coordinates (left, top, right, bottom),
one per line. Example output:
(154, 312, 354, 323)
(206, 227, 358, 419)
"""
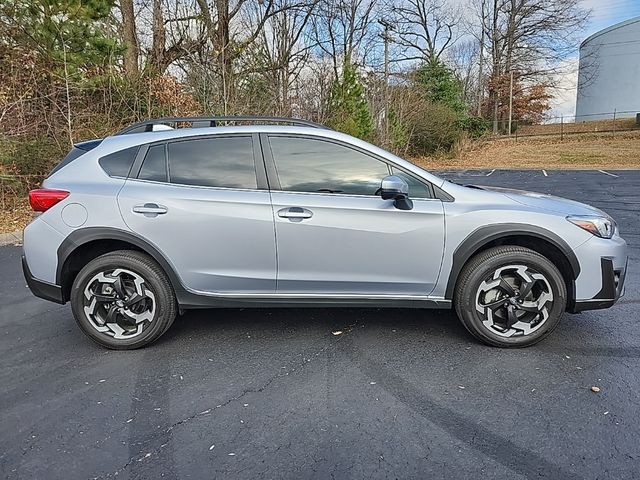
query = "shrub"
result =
(0, 136, 62, 177)
(409, 102, 465, 153)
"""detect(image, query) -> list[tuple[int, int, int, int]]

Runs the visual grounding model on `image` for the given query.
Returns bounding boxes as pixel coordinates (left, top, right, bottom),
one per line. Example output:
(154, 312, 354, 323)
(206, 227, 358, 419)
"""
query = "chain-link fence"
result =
(507, 110, 640, 140)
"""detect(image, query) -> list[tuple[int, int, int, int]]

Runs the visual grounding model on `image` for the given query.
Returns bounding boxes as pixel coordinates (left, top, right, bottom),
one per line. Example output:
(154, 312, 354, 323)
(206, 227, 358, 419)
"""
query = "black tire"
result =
(70, 250, 177, 350)
(454, 246, 567, 348)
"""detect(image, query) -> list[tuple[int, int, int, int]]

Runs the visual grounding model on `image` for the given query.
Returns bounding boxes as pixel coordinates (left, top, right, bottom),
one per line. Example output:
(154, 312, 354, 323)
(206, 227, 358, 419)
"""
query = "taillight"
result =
(28, 189, 70, 212)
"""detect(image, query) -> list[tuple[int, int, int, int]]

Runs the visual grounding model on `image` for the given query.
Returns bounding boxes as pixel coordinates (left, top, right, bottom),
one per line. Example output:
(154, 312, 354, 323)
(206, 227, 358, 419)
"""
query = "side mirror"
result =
(380, 175, 413, 210)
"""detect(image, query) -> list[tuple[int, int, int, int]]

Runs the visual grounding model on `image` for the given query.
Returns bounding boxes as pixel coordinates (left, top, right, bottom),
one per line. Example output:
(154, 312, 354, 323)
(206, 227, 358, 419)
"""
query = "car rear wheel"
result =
(70, 250, 177, 349)
(454, 246, 567, 347)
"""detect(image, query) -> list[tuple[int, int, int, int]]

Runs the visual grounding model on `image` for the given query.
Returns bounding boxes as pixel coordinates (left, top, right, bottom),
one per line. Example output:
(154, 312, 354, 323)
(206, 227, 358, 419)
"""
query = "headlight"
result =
(567, 215, 615, 239)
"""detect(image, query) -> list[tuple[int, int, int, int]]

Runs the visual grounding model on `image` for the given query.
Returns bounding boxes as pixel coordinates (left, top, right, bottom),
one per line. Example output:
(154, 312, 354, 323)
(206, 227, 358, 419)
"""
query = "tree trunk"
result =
(150, 0, 166, 73)
(119, 0, 139, 78)
(215, 0, 233, 113)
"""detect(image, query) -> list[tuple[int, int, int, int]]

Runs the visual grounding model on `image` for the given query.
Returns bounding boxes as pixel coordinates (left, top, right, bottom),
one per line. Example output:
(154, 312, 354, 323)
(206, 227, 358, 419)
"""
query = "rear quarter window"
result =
(98, 146, 139, 178)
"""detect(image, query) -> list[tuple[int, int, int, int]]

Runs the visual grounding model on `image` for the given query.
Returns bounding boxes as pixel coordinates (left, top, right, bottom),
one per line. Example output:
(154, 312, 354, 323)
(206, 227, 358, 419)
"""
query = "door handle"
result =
(132, 203, 168, 217)
(277, 207, 313, 222)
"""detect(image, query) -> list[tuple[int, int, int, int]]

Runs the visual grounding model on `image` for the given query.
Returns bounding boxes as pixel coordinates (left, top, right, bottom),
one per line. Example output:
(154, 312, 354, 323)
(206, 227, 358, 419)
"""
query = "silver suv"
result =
(22, 116, 627, 349)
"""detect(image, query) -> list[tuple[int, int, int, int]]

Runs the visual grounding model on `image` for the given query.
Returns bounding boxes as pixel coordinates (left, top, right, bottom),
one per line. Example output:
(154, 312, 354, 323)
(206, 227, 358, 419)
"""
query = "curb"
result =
(0, 229, 23, 247)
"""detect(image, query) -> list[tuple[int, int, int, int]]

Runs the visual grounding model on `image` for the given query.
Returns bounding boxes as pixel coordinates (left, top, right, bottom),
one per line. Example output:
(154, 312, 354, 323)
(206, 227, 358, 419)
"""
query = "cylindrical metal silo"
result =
(576, 17, 640, 121)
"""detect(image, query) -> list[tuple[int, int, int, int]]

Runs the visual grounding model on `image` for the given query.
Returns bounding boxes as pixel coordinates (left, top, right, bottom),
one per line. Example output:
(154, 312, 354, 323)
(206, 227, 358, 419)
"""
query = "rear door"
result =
(263, 134, 445, 296)
(117, 134, 276, 295)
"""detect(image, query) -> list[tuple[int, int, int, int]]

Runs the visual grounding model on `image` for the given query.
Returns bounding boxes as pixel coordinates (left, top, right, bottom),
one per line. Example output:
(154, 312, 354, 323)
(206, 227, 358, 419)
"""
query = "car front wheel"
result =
(70, 250, 177, 349)
(454, 246, 567, 347)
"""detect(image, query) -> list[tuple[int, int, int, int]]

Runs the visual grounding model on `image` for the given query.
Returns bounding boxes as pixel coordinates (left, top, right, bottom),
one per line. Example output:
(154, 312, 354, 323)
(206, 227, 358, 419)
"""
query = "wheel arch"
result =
(57, 227, 184, 303)
(445, 224, 580, 308)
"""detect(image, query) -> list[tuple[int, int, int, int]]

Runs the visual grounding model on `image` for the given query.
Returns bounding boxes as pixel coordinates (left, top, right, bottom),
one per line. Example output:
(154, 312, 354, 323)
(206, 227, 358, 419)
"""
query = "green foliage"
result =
(0, 136, 62, 177)
(410, 102, 465, 153)
(327, 64, 374, 141)
(415, 60, 466, 114)
(407, 60, 487, 153)
(1, 0, 120, 76)
(462, 116, 490, 139)
(388, 109, 410, 153)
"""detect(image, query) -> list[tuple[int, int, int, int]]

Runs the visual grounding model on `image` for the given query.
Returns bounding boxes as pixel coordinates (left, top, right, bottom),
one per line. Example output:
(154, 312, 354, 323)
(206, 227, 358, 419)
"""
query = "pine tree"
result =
(1, 0, 119, 76)
(415, 59, 466, 114)
(327, 63, 374, 141)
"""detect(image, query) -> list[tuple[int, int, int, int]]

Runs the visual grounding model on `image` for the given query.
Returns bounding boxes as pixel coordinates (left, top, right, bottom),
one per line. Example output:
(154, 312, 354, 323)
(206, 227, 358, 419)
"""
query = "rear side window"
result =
(99, 146, 139, 178)
(167, 137, 256, 189)
(138, 145, 167, 182)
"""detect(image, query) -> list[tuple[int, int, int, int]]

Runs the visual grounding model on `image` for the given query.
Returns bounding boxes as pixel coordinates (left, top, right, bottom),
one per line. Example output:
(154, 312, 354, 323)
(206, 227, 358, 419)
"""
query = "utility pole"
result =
(379, 19, 393, 147)
(477, 0, 485, 117)
(508, 70, 514, 136)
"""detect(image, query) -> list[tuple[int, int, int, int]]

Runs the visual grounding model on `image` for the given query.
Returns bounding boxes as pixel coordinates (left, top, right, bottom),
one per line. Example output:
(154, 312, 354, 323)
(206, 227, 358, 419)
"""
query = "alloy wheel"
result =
(82, 268, 156, 339)
(475, 264, 554, 338)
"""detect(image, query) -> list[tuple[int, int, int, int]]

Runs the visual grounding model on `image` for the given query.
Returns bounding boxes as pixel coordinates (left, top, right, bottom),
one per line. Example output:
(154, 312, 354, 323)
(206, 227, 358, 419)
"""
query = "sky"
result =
(550, 0, 640, 118)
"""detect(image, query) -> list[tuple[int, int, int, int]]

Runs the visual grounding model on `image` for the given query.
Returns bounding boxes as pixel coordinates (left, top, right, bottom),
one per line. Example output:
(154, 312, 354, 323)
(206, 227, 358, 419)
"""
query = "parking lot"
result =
(1, 169, 639, 479)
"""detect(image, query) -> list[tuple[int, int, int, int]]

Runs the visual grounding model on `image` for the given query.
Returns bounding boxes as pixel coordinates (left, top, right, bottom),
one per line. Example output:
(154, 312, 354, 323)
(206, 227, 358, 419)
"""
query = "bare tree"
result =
(192, 0, 314, 113)
(311, 0, 378, 79)
(447, 40, 479, 107)
(390, 0, 458, 63)
(254, 0, 318, 115)
(475, 0, 589, 131)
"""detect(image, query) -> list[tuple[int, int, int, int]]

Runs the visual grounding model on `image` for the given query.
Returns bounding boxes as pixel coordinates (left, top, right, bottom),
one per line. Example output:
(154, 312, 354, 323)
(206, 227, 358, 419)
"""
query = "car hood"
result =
(469, 185, 609, 217)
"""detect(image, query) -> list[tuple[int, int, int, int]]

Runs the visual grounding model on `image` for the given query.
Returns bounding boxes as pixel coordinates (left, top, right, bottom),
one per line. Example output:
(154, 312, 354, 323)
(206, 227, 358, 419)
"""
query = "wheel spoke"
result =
(106, 304, 119, 323)
(91, 292, 117, 303)
(498, 278, 516, 296)
(124, 293, 145, 308)
(516, 302, 542, 313)
(506, 305, 518, 328)
(480, 297, 507, 310)
(113, 275, 126, 299)
(518, 279, 536, 299)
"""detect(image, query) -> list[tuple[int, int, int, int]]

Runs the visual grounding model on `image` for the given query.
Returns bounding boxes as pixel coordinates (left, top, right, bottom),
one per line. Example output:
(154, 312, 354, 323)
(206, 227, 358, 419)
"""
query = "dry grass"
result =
(411, 132, 640, 170)
(0, 198, 31, 235)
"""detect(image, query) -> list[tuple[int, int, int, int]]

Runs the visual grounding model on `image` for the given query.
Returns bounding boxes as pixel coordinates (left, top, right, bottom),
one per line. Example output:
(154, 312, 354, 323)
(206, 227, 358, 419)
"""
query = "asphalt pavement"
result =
(1, 170, 639, 479)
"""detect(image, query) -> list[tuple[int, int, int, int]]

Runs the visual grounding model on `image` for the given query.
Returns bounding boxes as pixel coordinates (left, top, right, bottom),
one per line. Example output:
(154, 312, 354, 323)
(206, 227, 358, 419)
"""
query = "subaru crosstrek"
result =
(22, 116, 627, 349)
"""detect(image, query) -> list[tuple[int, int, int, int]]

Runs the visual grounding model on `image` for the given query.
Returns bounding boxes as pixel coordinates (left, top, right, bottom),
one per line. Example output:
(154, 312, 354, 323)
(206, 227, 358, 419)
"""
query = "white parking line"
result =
(486, 169, 495, 176)
(598, 170, 619, 178)
(542, 170, 548, 177)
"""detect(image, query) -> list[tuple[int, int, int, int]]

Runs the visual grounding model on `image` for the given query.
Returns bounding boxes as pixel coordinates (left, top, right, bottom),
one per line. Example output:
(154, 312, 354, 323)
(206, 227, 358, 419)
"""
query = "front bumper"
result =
(569, 257, 627, 313)
(22, 255, 65, 304)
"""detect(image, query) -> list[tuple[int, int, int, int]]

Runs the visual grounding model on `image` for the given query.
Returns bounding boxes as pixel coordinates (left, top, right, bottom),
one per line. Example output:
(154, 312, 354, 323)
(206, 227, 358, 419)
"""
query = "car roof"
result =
(101, 125, 343, 149)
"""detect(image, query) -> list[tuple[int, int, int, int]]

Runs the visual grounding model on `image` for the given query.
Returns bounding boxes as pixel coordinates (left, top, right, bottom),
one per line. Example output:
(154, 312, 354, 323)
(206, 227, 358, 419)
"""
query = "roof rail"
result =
(115, 116, 328, 135)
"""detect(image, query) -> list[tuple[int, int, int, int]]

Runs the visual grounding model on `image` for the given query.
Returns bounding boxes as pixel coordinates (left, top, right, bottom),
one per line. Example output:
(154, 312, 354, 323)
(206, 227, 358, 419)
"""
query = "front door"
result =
(264, 134, 445, 296)
(118, 134, 276, 295)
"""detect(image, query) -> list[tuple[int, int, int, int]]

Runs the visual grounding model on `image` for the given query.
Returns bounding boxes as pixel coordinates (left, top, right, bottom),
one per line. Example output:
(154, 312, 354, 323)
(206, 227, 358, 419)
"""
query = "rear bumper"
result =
(22, 255, 65, 304)
(569, 257, 626, 313)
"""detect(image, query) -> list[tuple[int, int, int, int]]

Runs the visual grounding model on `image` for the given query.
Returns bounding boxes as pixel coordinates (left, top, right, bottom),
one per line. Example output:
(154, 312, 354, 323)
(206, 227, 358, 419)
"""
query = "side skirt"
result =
(176, 290, 452, 310)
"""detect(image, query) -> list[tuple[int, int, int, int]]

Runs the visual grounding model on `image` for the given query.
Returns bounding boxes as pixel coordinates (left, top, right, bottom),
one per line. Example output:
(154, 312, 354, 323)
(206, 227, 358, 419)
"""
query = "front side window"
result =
(391, 167, 433, 199)
(269, 136, 390, 196)
(167, 136, 257, 189)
